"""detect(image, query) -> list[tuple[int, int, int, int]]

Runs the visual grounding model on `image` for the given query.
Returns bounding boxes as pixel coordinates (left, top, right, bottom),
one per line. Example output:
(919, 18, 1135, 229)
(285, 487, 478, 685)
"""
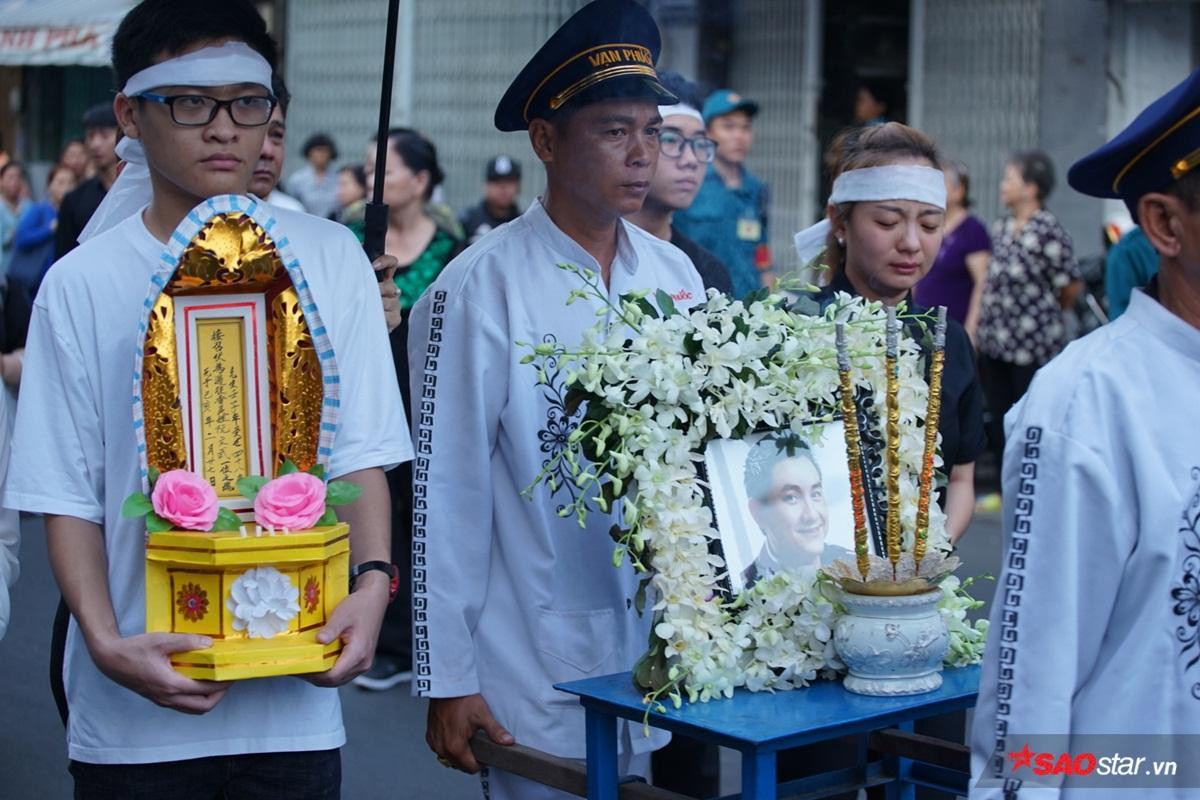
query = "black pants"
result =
(69, 749, 340, 800)
(977, 354, 1039, 480)
(377, 460, 413, 664)
(376, 318, 413, 665)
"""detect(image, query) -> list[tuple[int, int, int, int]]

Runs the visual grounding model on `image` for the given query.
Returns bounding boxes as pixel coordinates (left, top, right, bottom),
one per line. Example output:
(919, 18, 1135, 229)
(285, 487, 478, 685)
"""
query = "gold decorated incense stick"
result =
(914, 307, 947, 564)
(885, 308, 901, 571)
(836, 323, 871, 581)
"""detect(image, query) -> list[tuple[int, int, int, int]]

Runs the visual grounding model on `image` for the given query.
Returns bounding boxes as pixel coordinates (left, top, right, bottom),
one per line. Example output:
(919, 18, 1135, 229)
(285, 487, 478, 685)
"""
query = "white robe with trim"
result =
(408, 200, 705, 759)
(970, 289, 1200, 798)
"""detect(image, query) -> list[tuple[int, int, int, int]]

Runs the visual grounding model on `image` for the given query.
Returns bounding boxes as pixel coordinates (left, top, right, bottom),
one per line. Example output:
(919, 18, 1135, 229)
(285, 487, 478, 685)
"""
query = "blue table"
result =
(557, 665, 979, 800)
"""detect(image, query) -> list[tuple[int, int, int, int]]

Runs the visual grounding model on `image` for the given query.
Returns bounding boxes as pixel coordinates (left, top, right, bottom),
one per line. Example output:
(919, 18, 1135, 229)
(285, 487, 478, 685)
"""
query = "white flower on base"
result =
(227, 566, 301, 639)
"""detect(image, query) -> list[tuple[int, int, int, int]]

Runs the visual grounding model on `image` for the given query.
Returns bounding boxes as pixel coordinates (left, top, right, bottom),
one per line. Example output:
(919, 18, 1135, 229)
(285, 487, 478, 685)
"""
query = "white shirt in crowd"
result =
(407, 199, 705, 760)
(0, 389, 19, 641)
(4, 203, 412, 764)
(285, 165, 338, 219)
(970, 288, 1200, 798)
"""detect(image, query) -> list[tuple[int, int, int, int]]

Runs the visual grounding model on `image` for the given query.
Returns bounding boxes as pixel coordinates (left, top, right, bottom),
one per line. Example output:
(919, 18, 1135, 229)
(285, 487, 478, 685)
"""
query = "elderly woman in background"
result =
(975, 150, 1082, 479)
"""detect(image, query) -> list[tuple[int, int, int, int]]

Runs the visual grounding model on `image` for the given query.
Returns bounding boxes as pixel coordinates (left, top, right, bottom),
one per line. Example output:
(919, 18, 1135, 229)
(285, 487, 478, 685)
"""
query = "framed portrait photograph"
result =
(705, 421, 867, 595)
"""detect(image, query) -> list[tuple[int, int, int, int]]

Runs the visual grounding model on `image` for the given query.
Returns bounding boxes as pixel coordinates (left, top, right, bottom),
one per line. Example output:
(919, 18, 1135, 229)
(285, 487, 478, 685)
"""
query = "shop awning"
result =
(0, 0, 135, 67)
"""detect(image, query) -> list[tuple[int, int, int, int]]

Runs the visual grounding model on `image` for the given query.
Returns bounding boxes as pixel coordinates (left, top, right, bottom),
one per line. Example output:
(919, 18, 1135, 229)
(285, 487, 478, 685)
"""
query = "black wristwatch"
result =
(349, 561, 399, 603)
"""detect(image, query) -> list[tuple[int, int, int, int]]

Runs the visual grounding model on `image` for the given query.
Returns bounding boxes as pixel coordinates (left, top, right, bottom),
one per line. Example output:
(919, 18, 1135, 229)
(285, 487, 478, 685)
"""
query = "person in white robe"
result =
(2, 7, 410, 792)
(970, 66, 1200, 799)
(411, 2, 701, 798)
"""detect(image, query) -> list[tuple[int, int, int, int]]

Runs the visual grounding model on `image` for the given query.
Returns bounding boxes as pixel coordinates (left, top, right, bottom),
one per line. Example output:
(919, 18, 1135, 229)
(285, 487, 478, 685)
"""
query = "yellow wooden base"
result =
(146, 523, 350, 680)
(170, 631, 344, 681)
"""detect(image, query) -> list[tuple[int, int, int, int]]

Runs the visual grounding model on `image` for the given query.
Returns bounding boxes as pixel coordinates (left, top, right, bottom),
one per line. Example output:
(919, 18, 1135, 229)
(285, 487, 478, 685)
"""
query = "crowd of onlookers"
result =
(0, 71, 1162, 647)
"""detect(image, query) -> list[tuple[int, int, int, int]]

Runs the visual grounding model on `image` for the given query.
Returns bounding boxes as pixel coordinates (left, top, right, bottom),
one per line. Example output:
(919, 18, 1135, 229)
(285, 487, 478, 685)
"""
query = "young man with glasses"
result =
(4, 1, 409, 796)
(674, 89, 771, 298)
(626, 72, 732, 295)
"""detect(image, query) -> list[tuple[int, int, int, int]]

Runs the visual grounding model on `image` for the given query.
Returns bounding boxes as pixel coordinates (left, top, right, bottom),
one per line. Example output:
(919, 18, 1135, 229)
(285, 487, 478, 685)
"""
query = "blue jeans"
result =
(69, 749, 340, 800)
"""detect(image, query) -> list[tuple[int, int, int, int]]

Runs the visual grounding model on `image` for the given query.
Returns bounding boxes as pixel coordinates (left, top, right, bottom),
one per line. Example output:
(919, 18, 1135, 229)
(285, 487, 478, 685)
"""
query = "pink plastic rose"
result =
(151, 470, 220, 531)
(254, 472, 327, 530)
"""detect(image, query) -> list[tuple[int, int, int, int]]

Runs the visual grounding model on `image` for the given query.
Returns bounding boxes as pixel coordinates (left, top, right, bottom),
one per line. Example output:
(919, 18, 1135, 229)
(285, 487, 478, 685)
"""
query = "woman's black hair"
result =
(338, 164, 368, 192)
(0, 161, 27, 183)
(112, 0, 278, 89)
(1008, 150, 1056, 203)
(386, 127, 445, 201)
(946, 160, 972, 209)
(302, 133, 338, 161)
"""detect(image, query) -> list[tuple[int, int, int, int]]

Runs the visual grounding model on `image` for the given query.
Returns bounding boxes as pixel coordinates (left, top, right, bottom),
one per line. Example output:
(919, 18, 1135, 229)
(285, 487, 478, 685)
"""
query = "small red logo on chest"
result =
(671, 289, 693, 301)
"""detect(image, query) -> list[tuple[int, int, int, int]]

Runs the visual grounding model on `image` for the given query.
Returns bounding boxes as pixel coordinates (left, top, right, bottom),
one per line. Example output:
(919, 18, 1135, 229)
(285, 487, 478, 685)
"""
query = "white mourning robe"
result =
(408, 199, 705, 760)
(4, 206, 411, 763)
(970, 289, 1200, 798)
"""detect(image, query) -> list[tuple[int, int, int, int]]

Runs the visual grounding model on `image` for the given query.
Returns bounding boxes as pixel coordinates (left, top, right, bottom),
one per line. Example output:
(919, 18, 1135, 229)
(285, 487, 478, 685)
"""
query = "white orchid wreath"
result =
(523, 265, 988, 710)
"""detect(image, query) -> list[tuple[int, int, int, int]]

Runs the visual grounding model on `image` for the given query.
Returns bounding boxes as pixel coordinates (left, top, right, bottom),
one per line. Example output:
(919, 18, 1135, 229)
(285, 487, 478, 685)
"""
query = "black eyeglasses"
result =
(137, 93, 276, 127)
(658, 130, 718, 163)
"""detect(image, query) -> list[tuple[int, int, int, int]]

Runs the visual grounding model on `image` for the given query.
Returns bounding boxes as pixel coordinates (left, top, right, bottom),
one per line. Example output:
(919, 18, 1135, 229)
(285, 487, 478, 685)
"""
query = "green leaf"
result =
(316, 507, 338, 527)
(307, 463, 326, 480)
(212, 507, 243, 532)
(145, 511, 173, 532)
(121, 492, 153, 518)
(634, 297, 658, 318)
(236, 475, 269, 502)
(278, 459, 300, 476)
(654, 289, 678, 318)
(325, 480, 363, 505)
(790, 295, 821, 318)
(633, 575, 652, 616)
(147, 466, 160, 486)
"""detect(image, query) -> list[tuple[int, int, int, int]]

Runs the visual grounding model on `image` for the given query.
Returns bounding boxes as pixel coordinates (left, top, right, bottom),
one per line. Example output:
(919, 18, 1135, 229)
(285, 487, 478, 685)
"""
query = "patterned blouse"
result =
(395, 226, 462, 311)
(976, 209, 1080, 367)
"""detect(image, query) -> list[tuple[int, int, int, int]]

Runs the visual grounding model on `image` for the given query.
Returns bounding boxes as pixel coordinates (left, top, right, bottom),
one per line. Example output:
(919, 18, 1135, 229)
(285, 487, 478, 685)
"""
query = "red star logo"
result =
(1008, 743, 1035, 771)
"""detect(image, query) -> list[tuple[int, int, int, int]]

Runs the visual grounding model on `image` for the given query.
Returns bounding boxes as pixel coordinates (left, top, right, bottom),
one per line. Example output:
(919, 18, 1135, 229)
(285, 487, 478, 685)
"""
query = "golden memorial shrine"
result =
(130, 195, 351, 681)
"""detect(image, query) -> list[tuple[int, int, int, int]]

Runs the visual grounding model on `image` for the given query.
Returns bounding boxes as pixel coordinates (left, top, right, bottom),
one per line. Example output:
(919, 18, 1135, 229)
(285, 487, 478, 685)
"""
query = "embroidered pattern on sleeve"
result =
(412, 290, 447, 697)
(536, 334, 585, 513)
(988, 425, 1042, 797)
(1171, 466, 1200, 700)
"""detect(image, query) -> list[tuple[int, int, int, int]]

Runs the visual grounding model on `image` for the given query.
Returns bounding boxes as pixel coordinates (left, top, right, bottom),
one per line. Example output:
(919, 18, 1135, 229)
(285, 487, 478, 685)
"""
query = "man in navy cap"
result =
(970, 68, 1200, 798)
(409, 1, 705, 796)
(674, 88, 771, 298)
(458, 155, 523, 245)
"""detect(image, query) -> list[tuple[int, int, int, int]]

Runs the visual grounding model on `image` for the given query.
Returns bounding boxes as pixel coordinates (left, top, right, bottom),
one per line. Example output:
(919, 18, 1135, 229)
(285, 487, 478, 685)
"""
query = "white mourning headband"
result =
(793, 165, 947, 265)
(658, 104, 704, 125)
(78, 42, 274, 244)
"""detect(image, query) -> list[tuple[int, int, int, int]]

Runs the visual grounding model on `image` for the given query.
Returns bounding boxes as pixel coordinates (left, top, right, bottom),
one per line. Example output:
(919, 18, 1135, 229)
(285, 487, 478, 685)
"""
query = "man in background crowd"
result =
(1105, 223, 1159, 319)
(55, 103, 120, 260)
(674, 88, 771, 297)
(459, 155, 522, 245)
(248, 74, 305, 212)
(286, 131, 339, 217)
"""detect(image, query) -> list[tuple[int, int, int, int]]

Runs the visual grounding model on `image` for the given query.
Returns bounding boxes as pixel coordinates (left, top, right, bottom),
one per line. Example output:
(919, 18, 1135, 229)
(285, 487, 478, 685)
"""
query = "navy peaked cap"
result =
(494, 0, 677, 132)
(1069, 66, 1200, 218)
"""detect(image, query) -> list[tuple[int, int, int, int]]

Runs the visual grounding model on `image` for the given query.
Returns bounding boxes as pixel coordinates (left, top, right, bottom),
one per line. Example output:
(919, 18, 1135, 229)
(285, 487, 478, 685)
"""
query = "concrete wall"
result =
(1036, 0, 1110, 257)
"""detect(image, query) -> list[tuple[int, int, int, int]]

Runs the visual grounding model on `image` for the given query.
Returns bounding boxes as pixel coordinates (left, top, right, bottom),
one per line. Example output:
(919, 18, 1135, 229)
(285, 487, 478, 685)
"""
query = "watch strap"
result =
(349, 560, 399, 602)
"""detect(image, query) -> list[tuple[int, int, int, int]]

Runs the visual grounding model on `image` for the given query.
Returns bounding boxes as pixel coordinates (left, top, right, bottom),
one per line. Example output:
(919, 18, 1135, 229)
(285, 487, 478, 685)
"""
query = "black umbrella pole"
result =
(366, 0, 402, 269)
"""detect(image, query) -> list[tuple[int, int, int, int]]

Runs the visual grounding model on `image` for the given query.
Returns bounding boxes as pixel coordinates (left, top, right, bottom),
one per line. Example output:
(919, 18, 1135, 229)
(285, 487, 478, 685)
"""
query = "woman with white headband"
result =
(797, 122, 987, 543)
(782, 121, 988, 786)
